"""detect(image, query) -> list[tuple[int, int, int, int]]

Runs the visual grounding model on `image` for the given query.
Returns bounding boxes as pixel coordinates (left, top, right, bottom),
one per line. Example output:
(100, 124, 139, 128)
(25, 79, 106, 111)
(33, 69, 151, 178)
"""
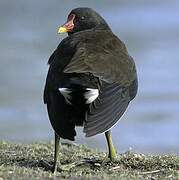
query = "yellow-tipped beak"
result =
(58, 27, 68, 33)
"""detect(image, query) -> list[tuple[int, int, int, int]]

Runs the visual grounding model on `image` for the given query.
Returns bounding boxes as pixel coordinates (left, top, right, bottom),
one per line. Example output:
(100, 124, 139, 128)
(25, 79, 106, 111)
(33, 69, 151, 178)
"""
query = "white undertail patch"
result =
(59, 88, 72, 105)
(84, 88, 99, 104)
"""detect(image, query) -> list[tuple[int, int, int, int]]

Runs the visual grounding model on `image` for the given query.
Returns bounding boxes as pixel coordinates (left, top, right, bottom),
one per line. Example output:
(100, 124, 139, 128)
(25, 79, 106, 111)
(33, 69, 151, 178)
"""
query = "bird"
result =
(44, 7, 138, 173)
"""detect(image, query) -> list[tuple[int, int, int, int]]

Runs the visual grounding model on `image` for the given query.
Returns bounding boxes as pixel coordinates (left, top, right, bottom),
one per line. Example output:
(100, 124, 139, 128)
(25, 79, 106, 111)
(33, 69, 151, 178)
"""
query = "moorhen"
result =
(44, 7, 138, 173)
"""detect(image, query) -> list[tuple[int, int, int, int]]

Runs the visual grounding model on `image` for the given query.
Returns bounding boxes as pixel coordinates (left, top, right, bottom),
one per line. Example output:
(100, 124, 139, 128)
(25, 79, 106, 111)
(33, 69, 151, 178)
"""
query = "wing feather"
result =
(64, 32, 136, 86)
(84, 83, 130, 137)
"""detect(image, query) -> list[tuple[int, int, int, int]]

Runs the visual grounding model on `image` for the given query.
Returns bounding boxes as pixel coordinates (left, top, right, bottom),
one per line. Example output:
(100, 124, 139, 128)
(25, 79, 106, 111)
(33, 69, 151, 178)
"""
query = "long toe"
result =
(40, 160, 54, 172)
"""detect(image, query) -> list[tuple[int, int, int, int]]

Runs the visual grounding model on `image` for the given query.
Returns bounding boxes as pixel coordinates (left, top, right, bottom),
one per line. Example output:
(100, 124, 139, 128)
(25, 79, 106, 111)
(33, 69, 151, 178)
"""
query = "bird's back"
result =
(44, 29, 138, 140)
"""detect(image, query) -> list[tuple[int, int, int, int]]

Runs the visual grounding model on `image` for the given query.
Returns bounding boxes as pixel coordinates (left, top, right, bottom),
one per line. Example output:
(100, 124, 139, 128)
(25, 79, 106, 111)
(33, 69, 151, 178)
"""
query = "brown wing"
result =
(64, 31, 136, 86)
(63, 31, 137, 136)
(84, 83, 130, 137)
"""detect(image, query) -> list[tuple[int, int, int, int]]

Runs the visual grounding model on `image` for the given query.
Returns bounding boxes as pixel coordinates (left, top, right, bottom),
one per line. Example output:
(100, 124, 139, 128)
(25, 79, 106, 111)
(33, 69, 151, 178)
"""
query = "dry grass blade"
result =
(139, 169, 162, 175)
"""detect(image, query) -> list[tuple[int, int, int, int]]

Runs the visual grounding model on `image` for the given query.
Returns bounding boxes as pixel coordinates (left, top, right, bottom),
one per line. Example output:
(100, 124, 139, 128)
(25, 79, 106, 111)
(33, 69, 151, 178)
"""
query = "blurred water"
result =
(0, 0, 179, 155)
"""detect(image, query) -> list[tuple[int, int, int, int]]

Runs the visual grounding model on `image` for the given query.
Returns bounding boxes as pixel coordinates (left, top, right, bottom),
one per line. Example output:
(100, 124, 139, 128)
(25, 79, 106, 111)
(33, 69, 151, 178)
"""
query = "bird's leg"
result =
(39, 132, 60, 172)
(52, 133, 76, 172)
(52, 132, 60, 173)
(51, 133, 100, 172)
(105, 130, 117, 161)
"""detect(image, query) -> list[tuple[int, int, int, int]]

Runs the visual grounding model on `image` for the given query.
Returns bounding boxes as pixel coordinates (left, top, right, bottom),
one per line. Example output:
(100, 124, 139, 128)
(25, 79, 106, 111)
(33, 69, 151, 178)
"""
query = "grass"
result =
(0, 141, 179, 180)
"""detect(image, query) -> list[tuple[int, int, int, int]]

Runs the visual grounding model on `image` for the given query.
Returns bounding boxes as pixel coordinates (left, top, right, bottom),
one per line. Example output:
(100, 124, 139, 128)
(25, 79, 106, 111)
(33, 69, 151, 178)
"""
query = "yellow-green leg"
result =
(52, 133, 76, 172)
(52, 132, 60, 173)
(105, 130, 117, 161)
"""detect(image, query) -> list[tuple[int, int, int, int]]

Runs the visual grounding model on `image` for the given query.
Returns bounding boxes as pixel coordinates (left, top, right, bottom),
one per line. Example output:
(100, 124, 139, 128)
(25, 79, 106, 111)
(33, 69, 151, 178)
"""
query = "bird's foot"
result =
(101, 155, 112, 165)
(40, 159, 100, 172)
(101, 150, 117, 165)
(39, 160, 61, 174)
(39, 160, 54, 171)
(59, 162, 77, 171)
(59, 159, 100, 171)
(39, 160, 75, 173)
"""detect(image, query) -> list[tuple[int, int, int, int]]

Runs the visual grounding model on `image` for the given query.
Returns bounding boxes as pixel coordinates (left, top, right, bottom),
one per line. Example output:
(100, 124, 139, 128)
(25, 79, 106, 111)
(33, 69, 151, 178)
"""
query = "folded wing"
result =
(63, 31, 137, 136)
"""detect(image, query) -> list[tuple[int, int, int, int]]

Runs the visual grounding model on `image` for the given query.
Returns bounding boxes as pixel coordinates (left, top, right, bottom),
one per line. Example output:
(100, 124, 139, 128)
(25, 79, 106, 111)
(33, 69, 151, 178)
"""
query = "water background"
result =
(0, 0, 179, 155)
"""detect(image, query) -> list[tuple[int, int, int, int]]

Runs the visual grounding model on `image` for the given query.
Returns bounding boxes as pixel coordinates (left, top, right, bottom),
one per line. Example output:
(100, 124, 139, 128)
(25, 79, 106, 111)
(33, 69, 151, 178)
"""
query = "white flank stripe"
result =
(85, 88, 99, 104)
(59, 88, 72, 105)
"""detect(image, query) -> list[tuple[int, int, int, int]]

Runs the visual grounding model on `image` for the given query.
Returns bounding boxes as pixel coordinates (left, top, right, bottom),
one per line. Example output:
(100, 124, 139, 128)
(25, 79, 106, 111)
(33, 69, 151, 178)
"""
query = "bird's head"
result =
(58, 7, 110, 35)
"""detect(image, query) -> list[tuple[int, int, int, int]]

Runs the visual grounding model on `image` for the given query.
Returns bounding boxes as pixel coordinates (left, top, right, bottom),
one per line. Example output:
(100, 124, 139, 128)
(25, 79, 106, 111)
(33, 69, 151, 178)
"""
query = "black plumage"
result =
(44, 7, 138, 172)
